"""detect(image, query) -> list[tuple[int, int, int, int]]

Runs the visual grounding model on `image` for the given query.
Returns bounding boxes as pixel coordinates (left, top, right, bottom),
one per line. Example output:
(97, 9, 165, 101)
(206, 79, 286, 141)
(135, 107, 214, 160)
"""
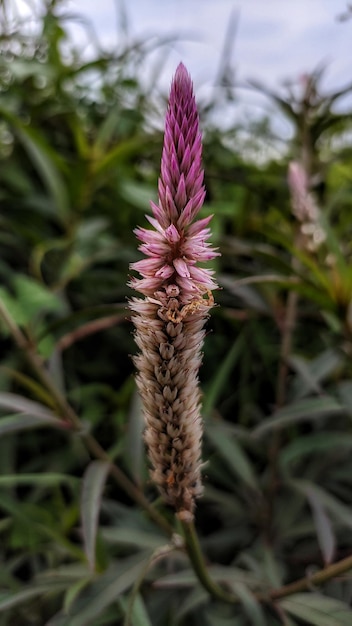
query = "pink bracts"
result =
(129, 63, 218, 520)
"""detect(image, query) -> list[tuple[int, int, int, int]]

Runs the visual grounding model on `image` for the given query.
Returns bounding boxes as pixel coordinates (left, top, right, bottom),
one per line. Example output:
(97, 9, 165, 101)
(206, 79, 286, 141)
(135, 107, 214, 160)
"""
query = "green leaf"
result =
(0, 412, 65, 436)
(336, 381, 352, 419)
(0, 392, 61, 420)
(93, 137, 144, 176)
(94, 108, 125, 153)
(0, 109, 69, 221)
(63, 577, 92, 615)
(0, 584, 67, 612)
(0, 473, 78, 487)
(0, 287, 28, 328)
(81, 460, 110, 571)
(53, 553, 151, 626)
(118, 179, 156, 211)
(0, 367, 56, 407)
(176, 587, 209, 620)
(154, 565, 261, 589)
(290, 480, 352, 531)
(203, 332, 245, 417)
(13, 274, 64, 322)
(101, 527, 166, 551)
(305, 485, 335, 565)
(280, 432, 352, 469)
(206, 424, 258, 490)
(289, 349, 343, 401)
(125, 389, 145, 484)
(219, 275, 270, 313)
(261, 545, 283, 587)
(252, 397, 344, 437)
(230, 582, 266, 626)
(120, 593, 153, 626)
(280, 593, 352, 626)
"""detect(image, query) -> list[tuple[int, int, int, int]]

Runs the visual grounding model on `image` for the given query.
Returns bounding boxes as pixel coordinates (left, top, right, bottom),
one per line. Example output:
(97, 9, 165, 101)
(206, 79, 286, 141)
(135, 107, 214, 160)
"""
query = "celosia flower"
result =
(288, 161, 325, 252)
(129, 63, 219, 521)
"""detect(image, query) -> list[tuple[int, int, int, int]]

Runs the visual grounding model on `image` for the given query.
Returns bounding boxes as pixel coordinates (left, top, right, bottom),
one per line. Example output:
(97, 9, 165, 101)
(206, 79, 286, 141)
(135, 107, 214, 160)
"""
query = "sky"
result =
(62, 1, 352, 83)
(14, 0, 352, 132)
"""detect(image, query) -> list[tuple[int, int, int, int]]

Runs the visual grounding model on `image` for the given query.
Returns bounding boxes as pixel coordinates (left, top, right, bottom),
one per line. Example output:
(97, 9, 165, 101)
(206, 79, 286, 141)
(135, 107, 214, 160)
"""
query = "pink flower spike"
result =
(128, 63, 220, 520)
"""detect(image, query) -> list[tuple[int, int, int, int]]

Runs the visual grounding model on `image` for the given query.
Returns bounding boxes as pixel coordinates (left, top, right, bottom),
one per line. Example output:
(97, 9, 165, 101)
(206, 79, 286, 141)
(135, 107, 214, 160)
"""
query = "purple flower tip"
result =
(130, 62, 219, 303)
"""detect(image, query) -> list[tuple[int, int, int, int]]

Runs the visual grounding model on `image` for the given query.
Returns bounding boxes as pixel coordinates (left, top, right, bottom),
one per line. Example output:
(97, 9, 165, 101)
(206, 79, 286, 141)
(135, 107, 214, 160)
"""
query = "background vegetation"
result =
(1, 1, 352, 624)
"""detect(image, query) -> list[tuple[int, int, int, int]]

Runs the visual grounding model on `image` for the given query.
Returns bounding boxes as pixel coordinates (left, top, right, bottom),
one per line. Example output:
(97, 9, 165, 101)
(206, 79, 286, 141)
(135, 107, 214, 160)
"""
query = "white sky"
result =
(61, 1, 352, 84)
(14, 0, 352, 132)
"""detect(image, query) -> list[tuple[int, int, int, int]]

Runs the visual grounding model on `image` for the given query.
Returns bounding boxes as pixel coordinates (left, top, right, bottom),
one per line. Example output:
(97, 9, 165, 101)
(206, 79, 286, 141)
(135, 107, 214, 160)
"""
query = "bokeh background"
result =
(1, 1, 352, 624)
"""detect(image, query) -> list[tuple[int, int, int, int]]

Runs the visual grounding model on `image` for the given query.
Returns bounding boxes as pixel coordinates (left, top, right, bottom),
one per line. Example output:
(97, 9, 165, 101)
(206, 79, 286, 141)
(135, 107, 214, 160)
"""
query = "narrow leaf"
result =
(289, 349, 343, 401)
(0, 584, 66, 612)
(0, 109, 69, 221)
(0, 412, 65, 436)
(203, 333, 244, 417)
(206, 424, 258, 490)
(101, 527, 166, 550)
(0, 392, 58, 419)
(59, 554, 151, 626)
(252, 397, 344, 437)
(81, 460, 110, 571)
(231, 582, 266, 626)
(290, 480, 352, 530)
(280, 432, 352, 469)
(0, 473, 78, 487)
(154, 565, 261, 589)
(120, 593, 153, 626)
(63, 578, 92, 615)
(125, 389, 145, 484)
(306, 485, 336, 564)
(280, 593, 352, 626)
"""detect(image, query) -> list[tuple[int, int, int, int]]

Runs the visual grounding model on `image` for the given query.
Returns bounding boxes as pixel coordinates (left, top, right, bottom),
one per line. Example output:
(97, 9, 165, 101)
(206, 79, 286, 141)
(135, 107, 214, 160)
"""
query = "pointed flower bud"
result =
(129, 63, 219, 520)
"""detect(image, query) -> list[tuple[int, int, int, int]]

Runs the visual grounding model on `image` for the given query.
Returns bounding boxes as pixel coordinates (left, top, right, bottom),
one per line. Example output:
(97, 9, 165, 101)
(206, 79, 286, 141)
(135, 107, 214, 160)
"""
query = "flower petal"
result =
(173, 258, 190, 278)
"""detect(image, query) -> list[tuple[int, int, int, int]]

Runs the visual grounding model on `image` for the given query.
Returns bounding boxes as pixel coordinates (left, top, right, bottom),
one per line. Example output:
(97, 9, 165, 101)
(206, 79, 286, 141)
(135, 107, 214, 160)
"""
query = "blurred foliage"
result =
(1, 1, 352, 625)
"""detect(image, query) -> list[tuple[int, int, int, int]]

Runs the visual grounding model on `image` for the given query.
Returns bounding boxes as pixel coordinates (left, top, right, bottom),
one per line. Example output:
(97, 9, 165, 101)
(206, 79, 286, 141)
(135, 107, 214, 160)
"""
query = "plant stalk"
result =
(179, 517, 236, 603)
(266, 552, 352, 601)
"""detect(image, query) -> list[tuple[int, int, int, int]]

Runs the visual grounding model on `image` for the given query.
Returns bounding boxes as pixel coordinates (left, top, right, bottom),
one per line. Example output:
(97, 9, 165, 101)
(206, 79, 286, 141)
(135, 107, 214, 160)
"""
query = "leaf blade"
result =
(81, 460, 110, 571)
(252, 397, 344, 437)
(280, 593, 352, 626)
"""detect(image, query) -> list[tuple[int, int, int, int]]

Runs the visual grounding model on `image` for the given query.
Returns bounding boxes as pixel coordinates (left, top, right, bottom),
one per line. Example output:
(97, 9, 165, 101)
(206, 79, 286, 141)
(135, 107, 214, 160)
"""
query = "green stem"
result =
(124, 543, 177, 626)
(267, 247, 301, 541)
(275, 289, 299, 409)
(267, 553, 352, 601)
(180, 517, 236, 604)
(180, 513, 352, 605)
(0, 299, 173, 536)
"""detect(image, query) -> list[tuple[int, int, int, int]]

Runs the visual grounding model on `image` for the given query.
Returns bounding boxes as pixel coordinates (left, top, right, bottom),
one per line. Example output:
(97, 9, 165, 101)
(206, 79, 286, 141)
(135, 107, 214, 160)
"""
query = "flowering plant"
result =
(129, 63, 219, 520)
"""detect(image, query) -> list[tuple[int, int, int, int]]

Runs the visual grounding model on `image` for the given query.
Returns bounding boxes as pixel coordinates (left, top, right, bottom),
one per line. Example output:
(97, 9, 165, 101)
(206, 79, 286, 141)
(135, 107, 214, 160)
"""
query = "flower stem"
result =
(275, 290, 299, 409)
(267, 553, 352, 601)
(180, 515, 352, 605)
(179, 517, 236, 604)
